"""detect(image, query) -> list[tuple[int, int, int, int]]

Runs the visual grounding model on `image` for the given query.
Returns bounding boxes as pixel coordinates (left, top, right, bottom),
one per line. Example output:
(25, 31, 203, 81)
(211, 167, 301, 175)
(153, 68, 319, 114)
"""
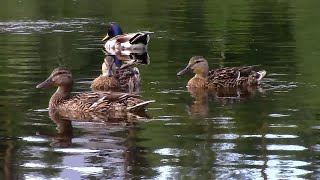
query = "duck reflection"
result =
(44, 110, 152, 179)
(186, 86, 260, 117)
(113, 51, 150, 66)
(103, 49, 150, 66)
(47, 105, 152, 147)
(211, 85, 258, 103)
(186, 87, 209, 118)
(49, 111, 73, 148)
(3, 140, 14, 180)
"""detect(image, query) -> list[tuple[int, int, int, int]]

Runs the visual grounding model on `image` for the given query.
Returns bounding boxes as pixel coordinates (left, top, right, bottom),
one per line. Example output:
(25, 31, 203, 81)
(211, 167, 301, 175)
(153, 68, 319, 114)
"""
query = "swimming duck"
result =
(36, 67, 153, 120)
(91, 56, 140, 93)
(102, 22, 153, 54)
(177, 56, 267, 88)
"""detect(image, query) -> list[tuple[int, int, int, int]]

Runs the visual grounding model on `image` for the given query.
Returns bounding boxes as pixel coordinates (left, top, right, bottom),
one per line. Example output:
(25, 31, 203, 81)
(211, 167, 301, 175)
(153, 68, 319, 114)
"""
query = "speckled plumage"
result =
(91, 56, 140, 93)
(114, 66, 140, 92)
(91, 75, 121, 92)
(177, 56, 267, 89)
(37, 67, 153, 120)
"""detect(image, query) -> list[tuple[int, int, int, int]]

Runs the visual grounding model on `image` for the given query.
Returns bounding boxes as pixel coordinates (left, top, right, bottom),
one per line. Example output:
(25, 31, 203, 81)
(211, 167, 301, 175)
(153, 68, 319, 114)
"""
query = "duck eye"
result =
(195, 60, 202, 64)
(54, 71, 65, 76)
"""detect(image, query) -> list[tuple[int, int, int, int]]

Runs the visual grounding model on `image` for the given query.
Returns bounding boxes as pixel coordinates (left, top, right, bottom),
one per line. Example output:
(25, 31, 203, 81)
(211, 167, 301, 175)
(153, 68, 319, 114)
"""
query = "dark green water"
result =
(1, 0, 320, 179)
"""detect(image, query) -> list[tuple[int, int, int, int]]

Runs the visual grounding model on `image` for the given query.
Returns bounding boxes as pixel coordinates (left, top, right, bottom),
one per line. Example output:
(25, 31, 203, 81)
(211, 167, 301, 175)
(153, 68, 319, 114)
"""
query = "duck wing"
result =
(208, 65, 260, 80)
(128, 32, 153, 45)
(114, 66, 140, 93)
(81, 91, 153, 113)
(75, 91, 140, 103)
(90, 75, 121, 92)
(111, 32, 153, 44)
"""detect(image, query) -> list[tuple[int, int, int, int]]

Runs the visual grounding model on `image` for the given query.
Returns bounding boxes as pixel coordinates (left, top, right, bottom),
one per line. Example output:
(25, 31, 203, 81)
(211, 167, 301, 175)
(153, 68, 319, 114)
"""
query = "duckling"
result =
(102, 22, 153, 53)
(177, 56, 266, 89)
(91, 56, 140, 93)
(36, 67, 153, 120)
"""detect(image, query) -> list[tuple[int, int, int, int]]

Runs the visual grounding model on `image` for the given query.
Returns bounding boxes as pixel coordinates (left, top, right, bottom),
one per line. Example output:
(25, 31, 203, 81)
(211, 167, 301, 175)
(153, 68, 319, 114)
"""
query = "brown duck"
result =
(91, 56, 140, 93)
(177, 56, 267, 89)
(36, 67, 153, 120)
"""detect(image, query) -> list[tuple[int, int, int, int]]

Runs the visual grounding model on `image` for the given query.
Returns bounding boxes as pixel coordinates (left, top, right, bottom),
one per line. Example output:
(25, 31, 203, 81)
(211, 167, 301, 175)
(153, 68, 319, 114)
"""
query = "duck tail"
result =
(257, 70, 267, 81)
(129, 32, 153, 45)
(127, 100, 155, 112)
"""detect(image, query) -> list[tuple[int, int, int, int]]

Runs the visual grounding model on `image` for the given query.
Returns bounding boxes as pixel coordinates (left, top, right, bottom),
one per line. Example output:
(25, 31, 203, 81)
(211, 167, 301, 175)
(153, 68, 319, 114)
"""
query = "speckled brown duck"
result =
(177, 56, 267, 89)
(36, 67, 154, 120)
(91, 56, 140, 93)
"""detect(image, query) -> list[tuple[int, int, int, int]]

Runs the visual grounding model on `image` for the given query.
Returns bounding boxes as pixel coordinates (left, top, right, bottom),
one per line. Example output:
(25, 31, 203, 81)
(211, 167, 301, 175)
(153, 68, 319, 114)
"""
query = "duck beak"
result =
(101, 34, 110, 41)
(177, 64, 191, 76)
(36, 77, 53, 89)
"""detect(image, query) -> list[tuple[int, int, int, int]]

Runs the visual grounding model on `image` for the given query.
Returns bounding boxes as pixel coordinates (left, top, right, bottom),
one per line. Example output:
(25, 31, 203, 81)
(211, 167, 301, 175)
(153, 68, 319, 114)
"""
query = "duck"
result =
(91, 55, 140, 93)
(102, 22, 153, 54)
(177, 56, 267, 89)
(36, 67, 154, 120)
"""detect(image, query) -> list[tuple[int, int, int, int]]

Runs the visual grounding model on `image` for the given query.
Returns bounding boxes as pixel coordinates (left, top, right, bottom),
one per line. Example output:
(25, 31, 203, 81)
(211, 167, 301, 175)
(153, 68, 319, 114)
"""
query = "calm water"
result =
(1, 0, 320, 179)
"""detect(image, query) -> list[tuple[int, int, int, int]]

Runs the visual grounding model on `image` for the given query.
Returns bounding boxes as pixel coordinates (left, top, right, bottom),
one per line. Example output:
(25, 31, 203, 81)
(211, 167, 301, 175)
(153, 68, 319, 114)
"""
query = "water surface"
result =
(1, 0, 320, 179)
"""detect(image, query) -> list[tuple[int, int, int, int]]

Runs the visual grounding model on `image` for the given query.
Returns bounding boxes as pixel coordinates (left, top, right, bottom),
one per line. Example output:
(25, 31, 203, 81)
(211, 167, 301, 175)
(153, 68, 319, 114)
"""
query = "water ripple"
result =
(241, 134, 299, 139)
(53, 148, 100, 154)
(267, 160, 310, 167)
(267, 145, 307, 151)
(265, 134, 298, 139)
(269, 113, 290, 118)
(0, 19, 98, 33)
(270, 124, 297, 128)
(212, 134, 239, 140)
(22, 162, 104, 175)
(22, 136, 48, 143)
(266, 168, 312, 179)
(154, 148, 187, 157)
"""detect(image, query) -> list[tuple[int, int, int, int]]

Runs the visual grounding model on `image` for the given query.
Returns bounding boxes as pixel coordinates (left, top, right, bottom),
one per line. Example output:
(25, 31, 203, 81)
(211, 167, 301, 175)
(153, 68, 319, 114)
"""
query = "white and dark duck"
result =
(102, 22, 153, 54)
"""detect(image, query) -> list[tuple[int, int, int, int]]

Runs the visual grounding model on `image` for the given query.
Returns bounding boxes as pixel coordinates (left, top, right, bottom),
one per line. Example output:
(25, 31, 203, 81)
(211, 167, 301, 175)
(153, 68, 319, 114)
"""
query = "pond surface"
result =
(1, 0, 320, 179)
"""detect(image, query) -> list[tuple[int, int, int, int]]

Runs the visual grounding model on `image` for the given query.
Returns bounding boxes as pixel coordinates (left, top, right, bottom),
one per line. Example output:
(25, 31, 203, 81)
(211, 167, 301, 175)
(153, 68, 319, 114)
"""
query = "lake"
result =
(1, 0, 320, 179)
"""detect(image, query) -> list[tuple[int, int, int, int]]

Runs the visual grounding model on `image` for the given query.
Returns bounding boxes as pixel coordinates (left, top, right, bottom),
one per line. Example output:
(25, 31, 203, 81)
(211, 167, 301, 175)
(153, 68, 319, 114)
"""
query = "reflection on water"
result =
(186, 85, 259, 118)
(186, 87, 209, 117)
(20, 110, 152, 179)
(0, 0, 320, 179)
(49, 112, 73, 148)
(110, 51, 150, 66)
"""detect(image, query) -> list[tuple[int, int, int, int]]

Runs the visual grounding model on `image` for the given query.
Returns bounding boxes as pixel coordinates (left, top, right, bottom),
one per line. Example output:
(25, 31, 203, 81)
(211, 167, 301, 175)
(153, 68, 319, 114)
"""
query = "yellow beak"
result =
(101, 34, 110, 41)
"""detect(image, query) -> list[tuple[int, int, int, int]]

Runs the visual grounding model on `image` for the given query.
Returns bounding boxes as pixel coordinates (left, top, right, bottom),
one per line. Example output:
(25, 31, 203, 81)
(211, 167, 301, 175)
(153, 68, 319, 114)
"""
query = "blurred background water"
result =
(1, 0, 320, 179)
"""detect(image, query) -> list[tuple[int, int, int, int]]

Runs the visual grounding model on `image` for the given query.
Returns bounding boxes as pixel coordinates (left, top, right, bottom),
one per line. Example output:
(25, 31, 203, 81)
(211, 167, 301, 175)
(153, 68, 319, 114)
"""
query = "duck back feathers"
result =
(90, 75, 120, 92)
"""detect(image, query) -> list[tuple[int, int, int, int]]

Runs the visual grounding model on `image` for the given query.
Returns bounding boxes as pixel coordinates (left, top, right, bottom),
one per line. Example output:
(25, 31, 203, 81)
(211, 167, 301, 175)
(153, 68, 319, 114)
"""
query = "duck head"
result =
(177, 56, 209, 78)
(102, 22, 123, 41)
(36, 67, 73, 89)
